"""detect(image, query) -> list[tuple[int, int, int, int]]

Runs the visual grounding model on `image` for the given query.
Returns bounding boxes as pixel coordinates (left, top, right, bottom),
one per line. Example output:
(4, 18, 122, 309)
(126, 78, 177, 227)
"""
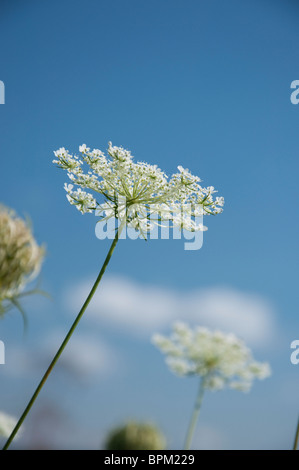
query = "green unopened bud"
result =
(104, 421, 166, 450)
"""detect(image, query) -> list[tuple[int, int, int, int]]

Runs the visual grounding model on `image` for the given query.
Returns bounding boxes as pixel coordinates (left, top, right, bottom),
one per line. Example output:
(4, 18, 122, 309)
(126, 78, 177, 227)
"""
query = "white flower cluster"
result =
(53, 143, 224, 237)
(0, 411, 19, 439)
(152, 323, 271, 392)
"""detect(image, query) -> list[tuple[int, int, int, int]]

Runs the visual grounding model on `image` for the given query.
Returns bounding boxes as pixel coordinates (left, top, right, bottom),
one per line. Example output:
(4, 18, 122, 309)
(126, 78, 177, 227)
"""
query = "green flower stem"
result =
(2, 222, 124, 450)
(183, 379, 205, 450)
(293, 416, 299, 450)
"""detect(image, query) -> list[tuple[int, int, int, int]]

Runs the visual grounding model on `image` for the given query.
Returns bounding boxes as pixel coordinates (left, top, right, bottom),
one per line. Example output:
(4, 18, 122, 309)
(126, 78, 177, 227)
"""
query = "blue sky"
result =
(0, 0, 298, 449)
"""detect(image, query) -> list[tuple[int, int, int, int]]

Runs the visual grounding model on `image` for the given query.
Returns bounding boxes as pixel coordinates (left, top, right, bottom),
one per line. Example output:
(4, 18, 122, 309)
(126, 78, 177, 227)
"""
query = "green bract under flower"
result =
(152, 322, 271, 392)
(0, 205, 44, 316)
(53, 143, 224, 237)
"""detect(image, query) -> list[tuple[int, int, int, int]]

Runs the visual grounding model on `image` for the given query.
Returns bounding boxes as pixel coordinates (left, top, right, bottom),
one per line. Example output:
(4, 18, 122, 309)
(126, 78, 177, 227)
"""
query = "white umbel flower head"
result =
(0, 411, 21, 439)
(53, 142, 224, 237)
(152, 322, 271, 392)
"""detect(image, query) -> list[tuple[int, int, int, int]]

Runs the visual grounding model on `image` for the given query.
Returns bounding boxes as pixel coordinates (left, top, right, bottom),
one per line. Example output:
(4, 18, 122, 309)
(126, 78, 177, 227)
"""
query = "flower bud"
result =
(0, 205, 44, 315)
(104, 421, 166, 450)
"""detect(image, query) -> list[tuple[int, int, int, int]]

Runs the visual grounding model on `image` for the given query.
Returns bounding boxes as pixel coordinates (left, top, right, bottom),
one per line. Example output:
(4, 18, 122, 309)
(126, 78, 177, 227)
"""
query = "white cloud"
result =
(3, 332, 121, 381)
(65, 275, 278, 347)
(42, 331, 120, 379)
(184, 287, 276, 345)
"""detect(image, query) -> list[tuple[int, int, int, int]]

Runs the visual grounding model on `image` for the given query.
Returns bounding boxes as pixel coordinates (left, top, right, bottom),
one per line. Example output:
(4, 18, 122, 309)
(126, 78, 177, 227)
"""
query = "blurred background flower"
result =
(153, 322, 271, 392)
(153, 322, 271, 448)
(104, 421, 166, 450)
(0, 205, 45, 320)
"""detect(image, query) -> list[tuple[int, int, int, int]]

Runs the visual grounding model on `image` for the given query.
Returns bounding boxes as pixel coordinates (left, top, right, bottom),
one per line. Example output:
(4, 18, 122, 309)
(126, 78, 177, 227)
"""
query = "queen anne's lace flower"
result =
(152, 323, 271, 392)
(53, 143, 224, 237)
(0, 205, 44, 316)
